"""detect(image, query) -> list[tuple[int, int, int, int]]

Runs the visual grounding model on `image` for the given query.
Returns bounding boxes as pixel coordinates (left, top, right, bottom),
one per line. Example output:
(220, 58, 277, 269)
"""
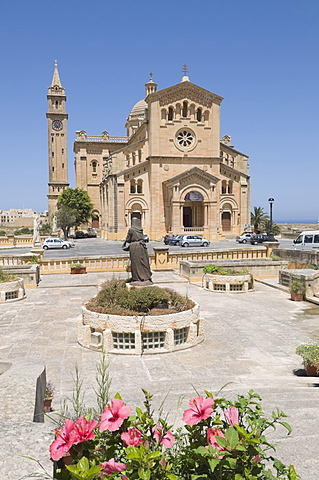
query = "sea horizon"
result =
(276, 220, 318, 224)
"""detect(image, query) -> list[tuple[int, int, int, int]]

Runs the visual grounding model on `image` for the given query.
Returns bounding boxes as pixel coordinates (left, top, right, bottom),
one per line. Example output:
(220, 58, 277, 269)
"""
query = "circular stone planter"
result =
(0, 278, 26, 303)
(78, 303, 204, 354)
(204, 273, 254, 293)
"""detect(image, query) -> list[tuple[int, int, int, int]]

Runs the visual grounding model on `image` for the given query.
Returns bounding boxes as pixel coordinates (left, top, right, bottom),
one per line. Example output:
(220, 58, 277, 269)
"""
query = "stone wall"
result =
(273, 248, 319, 268)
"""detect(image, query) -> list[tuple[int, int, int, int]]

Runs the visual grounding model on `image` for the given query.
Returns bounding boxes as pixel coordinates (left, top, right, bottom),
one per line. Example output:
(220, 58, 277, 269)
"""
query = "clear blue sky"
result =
(0, 0, 318, 222)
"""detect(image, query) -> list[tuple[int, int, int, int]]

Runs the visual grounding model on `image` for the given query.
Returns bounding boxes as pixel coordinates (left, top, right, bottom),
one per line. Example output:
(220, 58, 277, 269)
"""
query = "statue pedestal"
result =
(153, 246, 171, 271)
(31, 244, 44, 260)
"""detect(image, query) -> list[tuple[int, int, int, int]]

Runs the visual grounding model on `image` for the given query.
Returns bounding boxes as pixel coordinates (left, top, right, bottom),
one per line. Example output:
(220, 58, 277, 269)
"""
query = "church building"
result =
(49, 63, 251, 240)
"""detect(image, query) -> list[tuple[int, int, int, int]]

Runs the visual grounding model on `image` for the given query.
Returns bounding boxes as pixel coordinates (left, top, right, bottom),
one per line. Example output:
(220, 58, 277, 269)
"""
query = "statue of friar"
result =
(33, 215, 41, 245)
(122, 217, 153, 286)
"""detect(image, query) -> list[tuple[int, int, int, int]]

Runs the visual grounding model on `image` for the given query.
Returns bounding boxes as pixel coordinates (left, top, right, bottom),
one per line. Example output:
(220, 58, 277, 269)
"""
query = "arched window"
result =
(161, 108, 167, 121)
(168, 106, 174, 121)
(228, 181, 233, 194)
(137, 179, 143, 193)
(132, 153, 136, 165)
(204, 110, 209, 122)
(55, 101, 59, 109)
(92, 161, 97, 173)
(197, 108, 202, 122)
(182, 101, 188, 118)
(130, 180, 136, 194)
(221, 180, 227, 194)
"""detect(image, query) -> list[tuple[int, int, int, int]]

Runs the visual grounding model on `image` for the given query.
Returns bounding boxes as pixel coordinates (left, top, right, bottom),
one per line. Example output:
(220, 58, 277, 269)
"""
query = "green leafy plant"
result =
(86, 279, 194, 315)
(203, 265, 250, 275)
(296, 341, 319, 370)
(45, 381, 55, 399)
(27, 255, 41, 264)
(289, 279, 306, 294)
(270, 254, 280, 261)
(50, 389, 300, 480)
(70, 263, 85, 269)
(0, 230, 6, 236)
(0, 267, 16, 283)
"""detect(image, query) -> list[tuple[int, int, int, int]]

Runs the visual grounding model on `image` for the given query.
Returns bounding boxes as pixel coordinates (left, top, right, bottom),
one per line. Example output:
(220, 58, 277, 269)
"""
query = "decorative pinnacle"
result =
(182, 64, 188, 75)
(149, 72, 153, 81)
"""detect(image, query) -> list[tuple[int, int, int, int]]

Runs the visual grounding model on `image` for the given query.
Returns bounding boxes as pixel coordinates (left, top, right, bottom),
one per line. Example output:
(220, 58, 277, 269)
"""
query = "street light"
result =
(268, 197, 275, 241)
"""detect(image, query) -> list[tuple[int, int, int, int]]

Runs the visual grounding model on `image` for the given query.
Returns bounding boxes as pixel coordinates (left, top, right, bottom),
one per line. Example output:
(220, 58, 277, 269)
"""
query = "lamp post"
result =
(268, 197, 275, 241)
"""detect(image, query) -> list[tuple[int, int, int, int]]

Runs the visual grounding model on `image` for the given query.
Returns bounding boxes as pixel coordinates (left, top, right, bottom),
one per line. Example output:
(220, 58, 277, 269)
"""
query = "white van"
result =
(293, 230, 319, 250)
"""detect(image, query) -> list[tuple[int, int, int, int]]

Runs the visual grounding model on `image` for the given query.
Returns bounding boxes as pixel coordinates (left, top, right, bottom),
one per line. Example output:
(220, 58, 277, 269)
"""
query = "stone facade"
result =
(73, 70, 251, 239)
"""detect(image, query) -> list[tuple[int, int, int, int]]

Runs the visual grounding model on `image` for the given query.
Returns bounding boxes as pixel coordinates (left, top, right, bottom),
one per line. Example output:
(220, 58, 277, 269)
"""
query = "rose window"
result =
(177, 130, 194, 147)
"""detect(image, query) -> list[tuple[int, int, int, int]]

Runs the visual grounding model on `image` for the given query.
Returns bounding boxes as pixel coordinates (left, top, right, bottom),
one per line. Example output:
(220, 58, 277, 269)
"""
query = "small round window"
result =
(177, 130, 194, 147)
(175, 128, 196, 150)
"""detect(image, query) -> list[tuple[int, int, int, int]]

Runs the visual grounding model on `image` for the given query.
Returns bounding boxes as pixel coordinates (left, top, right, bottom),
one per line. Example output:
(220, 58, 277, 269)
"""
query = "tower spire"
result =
(145, 72, 157, 96)
(51, 60, 62, 87)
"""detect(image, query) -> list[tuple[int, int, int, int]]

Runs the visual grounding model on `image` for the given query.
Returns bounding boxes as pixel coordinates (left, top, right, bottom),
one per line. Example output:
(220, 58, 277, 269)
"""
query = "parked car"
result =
(60, 237, 75, 248)
(87, 228, 97, 238)
(42, 237, 70, 249)
(250, 234, 278, 245)
(164, 234, 175, 245)
(75, 231, 87, 238)
(168, 235, 183, 245)
(236, 232, 254, 243)
(180, 235, 210, 247)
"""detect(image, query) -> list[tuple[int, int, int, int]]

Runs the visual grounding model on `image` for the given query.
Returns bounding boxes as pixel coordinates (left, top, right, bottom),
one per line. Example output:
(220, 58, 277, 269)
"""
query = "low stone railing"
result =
(0, 235, 47, 247)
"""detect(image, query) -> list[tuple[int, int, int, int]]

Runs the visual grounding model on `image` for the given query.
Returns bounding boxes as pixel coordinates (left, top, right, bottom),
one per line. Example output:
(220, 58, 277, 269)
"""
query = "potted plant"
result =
(70, 263, 87, 274)
(289, 278, 306, 301)
(296, 342, 319, 376)
(44, 381, 55, 413)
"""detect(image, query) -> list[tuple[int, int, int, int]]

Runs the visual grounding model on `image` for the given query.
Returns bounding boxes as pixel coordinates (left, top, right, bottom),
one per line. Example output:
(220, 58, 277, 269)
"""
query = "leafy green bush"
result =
(87, 279, 194, 315)
(0, 268, 16, 282)
(0, 230, 6, 236)
(203, 265, 250, 275)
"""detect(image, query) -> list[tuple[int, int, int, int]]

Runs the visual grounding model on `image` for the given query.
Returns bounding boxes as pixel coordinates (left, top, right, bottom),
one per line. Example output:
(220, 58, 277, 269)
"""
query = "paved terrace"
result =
(0, 271, 319, 479)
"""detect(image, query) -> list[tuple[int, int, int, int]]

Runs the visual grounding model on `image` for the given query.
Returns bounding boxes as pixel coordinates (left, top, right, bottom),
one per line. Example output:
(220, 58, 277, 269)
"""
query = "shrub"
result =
(296, 341, 319, 369)
(0, 268, 16, 282)
(87, 279, 194, 315)
(203, 265, 250, 275)
(0, 230, 6, 236)
(289, 279, 306, 294)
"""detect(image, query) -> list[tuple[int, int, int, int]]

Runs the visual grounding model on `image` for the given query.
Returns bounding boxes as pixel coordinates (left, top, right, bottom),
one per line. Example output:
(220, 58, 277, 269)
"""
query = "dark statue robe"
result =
(122, 218, 152, 285)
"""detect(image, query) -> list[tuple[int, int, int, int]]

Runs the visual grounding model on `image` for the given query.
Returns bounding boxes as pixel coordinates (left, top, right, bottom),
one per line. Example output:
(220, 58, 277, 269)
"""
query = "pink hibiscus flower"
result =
(74, 416, 98, 442)
(224, 407, 239, 426)
(207, 427, 226, 459)
(100, 398, 131, 432)
(182, 396, 214, 425)
(121, 427, 143, 447)
(100, 458, 127, 476)
(152, 425, 175, 448)
(49, 419, 78, 461)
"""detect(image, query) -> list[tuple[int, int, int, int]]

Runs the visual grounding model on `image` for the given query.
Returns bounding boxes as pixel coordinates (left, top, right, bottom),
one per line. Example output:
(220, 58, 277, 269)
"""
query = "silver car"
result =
(180, 235, 210, 247)
(42, 238, 70, 250)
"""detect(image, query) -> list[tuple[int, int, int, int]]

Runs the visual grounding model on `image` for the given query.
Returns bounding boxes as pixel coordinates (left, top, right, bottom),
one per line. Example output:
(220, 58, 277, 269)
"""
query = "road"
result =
(0, 237, 295, 258)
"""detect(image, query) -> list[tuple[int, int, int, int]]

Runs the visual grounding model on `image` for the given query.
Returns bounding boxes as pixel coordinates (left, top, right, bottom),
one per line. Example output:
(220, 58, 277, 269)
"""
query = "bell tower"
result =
(46, 60, 69, 217)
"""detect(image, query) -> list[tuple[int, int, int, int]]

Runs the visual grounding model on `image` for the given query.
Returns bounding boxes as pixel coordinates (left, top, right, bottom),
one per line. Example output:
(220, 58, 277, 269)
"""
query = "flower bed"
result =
(50, 389, 299, 480)
(0, 277, 26, 303)
(78, 280, 203, 354)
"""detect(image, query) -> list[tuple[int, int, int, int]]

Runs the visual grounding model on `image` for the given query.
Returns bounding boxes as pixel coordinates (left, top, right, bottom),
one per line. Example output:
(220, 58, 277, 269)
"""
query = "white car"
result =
(180, 235, 210, 247)
(42, 238, 71, 250)
(236, 232, 254, 244)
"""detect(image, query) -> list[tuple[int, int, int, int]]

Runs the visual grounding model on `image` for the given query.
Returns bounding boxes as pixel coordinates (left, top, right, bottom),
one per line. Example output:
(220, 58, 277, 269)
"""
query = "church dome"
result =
(129, 99, 147, 118)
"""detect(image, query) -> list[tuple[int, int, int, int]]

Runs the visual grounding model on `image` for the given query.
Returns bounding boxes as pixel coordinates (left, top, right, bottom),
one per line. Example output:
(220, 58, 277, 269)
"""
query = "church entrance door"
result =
(221, 212, 231, 231)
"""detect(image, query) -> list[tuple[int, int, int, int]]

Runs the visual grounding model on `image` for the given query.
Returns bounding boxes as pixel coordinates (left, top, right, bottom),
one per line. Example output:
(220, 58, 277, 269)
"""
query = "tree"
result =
(57, 188, 94, 228)
(55, 206, 77, 239)
(40, 223, 52, 236)
(251, 207, 269, 233)
(263, 219, 281, 236)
